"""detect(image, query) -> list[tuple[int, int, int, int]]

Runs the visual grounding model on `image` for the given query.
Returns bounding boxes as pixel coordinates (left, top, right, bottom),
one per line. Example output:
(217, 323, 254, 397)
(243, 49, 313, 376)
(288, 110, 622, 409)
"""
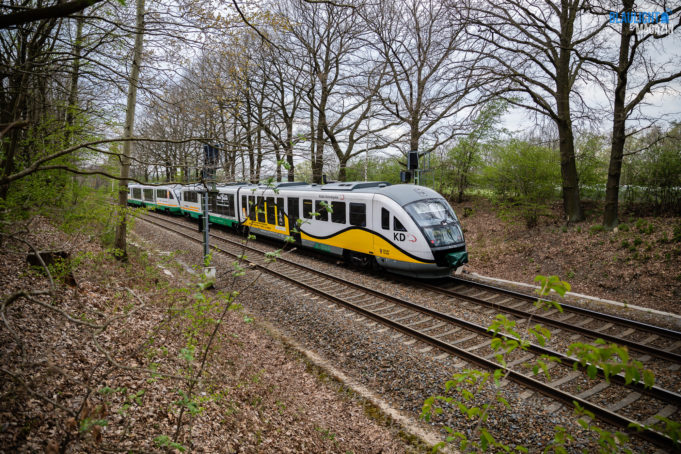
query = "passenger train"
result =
(127, 181, 468, 278)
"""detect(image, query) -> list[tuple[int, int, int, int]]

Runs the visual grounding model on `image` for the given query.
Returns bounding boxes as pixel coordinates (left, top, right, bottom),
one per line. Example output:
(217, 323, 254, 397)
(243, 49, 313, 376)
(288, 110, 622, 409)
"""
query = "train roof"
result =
(251, 181, 447, 206)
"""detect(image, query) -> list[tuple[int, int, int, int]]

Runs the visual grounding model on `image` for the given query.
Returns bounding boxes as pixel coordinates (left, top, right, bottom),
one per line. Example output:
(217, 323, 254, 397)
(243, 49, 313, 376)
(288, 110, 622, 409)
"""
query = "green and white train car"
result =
(127, 184, 182, 213)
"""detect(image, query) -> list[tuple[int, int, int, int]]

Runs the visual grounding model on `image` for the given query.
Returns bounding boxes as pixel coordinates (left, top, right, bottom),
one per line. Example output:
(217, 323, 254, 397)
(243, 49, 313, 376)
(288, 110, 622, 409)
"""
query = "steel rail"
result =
(139, 213, 680, 452)
(415, 280, 681, 363)
(447, 276, 681, 338)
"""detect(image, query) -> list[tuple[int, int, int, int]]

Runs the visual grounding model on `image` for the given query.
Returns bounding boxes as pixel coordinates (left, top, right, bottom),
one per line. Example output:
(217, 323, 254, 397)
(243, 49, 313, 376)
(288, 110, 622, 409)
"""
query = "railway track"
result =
(139, 211, 681, 451)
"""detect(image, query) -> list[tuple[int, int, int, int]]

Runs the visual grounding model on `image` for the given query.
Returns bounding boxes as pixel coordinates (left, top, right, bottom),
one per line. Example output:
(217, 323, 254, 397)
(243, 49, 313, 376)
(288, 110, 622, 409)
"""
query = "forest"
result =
(1, 0, 681, 452)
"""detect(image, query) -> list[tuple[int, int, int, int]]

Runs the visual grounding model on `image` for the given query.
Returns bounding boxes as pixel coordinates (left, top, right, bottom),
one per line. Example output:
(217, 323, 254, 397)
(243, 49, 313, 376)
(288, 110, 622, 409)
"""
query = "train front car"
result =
(375, 185, 467, 278)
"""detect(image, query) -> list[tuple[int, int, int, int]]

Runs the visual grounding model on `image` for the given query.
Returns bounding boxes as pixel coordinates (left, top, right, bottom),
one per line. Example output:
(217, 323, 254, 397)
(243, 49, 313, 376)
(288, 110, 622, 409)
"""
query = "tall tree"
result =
(113, 0, 145, 258)
(365, 0, 484, 162)
(466, 0, 609, 222)
(591, 2, 681, 228)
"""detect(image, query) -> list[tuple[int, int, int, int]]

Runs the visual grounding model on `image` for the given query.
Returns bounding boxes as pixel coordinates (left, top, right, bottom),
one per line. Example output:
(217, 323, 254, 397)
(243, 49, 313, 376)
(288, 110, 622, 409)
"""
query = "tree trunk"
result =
(113, 0, 145, 259)
(603, 0, 633, 229)
(555, 20, 583, 223)
(286, 122, 295, 181)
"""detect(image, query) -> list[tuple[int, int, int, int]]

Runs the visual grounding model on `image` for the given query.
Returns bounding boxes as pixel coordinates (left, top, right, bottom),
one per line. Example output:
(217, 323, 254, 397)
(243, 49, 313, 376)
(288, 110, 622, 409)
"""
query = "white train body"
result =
(129, 181, 468, 278)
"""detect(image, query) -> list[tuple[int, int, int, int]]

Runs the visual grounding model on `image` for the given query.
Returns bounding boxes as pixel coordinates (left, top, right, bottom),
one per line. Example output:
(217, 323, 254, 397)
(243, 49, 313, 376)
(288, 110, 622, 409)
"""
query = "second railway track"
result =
(139, 211, 681, 451)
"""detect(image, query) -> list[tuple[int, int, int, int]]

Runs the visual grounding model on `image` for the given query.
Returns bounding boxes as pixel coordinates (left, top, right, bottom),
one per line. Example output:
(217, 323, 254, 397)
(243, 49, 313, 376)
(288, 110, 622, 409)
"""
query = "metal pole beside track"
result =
(203, 190, 209, 260)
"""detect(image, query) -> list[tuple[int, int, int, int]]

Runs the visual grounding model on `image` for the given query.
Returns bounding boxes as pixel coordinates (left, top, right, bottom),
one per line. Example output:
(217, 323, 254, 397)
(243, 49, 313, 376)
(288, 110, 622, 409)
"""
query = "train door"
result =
(287, 197, 301, 243)
(372, 197, 397, 260)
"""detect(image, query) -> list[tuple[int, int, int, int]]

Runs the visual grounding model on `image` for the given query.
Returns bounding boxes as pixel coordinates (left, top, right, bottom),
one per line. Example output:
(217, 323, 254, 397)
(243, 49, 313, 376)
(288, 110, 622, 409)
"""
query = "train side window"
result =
(266, 197, 276, 224)
(315, 200, 329, 221)
(227, 194, 235, 217)
(257, 197, 265, 223)
(394, 218, 407, 232)
(381, 208, 390, 230)
(156, 189, 166, 198)
(241, 195, 247, 217)
(302, 199, 313, 219)
(276, 198, 285, 226)
(331, 201, 346, 224)
(183, 191, 198, 203)
(143, 188, 154, 201)
(248, 196, 256, 220)
(132, 188, 141, 199)
(349, 203, 366, 227)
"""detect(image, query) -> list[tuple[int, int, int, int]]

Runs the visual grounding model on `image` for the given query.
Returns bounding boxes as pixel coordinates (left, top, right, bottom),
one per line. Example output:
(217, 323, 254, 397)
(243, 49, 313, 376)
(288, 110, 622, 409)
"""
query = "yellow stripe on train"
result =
(301, 229, 428, 265)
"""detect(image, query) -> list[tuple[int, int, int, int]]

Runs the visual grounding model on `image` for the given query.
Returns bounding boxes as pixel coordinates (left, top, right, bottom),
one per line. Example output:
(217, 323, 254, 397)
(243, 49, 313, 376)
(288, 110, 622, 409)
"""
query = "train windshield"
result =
(405, 199, 463, 247)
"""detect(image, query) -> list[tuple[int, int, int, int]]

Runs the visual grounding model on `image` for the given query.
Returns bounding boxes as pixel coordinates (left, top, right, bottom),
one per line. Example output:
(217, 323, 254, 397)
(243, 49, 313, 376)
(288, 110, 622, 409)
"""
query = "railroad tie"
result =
(607, 391, 642, 412)
(576, 380, 610, 399)
(641, 334, 659, 345)
(665, 340, 681, 352)
(548, 371, 581, 388)
(419, 322, 445, 333)
(643, 404, 678, 427)
(466, 339, 492, 353)
(449, 333, 478, 345)
(435, 327, 461, 338)
(507, 353, 534, 367)
(592, 322, 614, 333)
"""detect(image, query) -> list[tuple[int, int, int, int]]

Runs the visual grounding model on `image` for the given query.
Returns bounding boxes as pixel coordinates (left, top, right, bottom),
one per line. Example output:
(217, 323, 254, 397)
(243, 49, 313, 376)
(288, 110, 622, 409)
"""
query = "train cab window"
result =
(381, 208, 390, 230)
(331, 201, 346, 224)
(302, 199, 313, 219)
(276, 199, 285, 226)
(349, 203, 366, 227)
(248, 196, 256, 220)
(315, 200, 329, 222)
(143, 188, 154, 201)
(256, 197, 265, 223)
(394, 218, 407, 232)
(266, 197, 276, 224)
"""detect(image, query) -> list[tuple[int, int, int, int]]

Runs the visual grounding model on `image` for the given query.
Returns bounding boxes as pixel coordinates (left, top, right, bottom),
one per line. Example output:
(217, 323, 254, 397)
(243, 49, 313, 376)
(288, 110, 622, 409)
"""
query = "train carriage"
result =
(127, 183, 181, 213)
(129, 179, 467, 278)
(154, 185, 182, 213)
(237, 181, 468, 278)
(179, 184, 203, 219)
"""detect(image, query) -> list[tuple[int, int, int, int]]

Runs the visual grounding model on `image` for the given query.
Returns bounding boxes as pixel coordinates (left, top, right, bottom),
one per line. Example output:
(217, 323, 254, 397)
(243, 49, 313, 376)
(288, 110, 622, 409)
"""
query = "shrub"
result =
(482, 139, 560, 228)
(589, 224, 605, 234)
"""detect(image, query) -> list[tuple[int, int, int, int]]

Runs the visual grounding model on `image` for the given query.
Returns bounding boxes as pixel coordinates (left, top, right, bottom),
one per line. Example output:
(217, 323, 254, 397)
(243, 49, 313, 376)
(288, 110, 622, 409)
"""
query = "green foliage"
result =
(343, 155, 403, 184)
(575, 133, 608, 199)
(673, 222, 681, 243)
(445, 100, 508, 201)
(154, 435, 186, 452)
(567, 340, 654, 387)
(79, 416, 108, 433)
(482, 140, 560, 228)
(573, 403, 632, 454)
(621, 123, 681, 214)
(589, 224, 605, 234)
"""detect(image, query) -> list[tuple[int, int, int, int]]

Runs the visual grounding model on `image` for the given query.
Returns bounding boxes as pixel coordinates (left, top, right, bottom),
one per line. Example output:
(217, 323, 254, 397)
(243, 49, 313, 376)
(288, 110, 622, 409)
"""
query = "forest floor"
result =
(451, 197, 681, 317)
(0, 217, 417, 453)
